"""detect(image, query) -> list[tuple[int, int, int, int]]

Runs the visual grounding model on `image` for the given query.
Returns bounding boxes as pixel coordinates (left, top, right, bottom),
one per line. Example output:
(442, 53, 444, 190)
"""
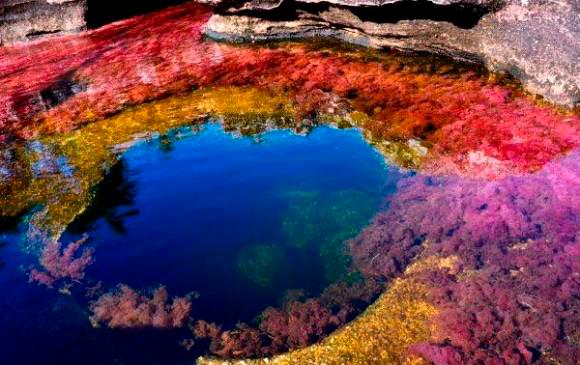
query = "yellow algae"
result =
(196, 256, 464, 365)
(198, 277, 436, 365)
(194, 87, 292, 117)
(346, 111, 428, 170)
(404, 254, 459, 276)
(0, 87, 295, 242)
(370, 137, 428, 171)
(47, 86, 294, 168)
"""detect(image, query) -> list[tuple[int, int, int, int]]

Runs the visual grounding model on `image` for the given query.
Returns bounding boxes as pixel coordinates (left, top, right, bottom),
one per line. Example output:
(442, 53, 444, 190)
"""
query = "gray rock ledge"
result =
(202, 0, 580, 108)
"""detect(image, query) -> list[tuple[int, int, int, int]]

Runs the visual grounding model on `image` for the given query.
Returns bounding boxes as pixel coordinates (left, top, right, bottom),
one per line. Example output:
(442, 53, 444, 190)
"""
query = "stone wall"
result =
(0, 0, 87, 45)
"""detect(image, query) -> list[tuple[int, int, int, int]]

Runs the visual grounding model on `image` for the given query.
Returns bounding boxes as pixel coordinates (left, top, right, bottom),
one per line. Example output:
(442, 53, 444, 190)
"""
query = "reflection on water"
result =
(67, 160, 138, 235)
(0, 122, 395, 364)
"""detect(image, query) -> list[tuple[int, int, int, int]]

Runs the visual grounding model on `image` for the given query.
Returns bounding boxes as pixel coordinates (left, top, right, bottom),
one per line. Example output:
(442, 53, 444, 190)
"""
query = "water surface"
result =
(0, 123, 396, 364)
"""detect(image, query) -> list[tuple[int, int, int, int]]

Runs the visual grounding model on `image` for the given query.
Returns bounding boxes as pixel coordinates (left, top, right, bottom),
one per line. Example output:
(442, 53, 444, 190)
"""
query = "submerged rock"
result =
(0, 0, 87, 45)
(202, 0, 580, 108)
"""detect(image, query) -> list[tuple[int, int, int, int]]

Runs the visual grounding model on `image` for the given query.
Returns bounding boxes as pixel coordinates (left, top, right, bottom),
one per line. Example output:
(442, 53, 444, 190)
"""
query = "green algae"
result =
(237, 244, 289, 289)
(237, 189, 381, 290)
(282, 190, 378, 282)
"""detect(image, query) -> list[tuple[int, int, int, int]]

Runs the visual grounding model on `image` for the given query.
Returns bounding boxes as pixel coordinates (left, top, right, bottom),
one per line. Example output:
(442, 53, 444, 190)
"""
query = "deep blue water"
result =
(0, 123, 398, 364)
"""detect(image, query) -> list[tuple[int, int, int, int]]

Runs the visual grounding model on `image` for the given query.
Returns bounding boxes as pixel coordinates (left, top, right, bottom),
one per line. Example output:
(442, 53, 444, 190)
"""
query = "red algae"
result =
(1, 2, 579, 363)
(28, 235, 94, 288)
(0, 3, 212, 139)
(89, 284, 192, 329)
(0, 3, 578, 178)
(192, 279, 382, 358)
(349, 151, 580, 363)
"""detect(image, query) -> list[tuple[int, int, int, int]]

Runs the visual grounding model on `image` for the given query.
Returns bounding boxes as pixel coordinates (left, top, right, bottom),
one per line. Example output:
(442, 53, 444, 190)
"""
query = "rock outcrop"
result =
(0, 0, 87, 45)
(201, 0, 580, 108)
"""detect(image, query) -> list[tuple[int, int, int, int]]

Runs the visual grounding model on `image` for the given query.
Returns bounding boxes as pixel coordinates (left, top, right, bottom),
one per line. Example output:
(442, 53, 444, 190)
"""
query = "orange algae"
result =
(1, 3, 578, 362)
(1, 2, 578, 179)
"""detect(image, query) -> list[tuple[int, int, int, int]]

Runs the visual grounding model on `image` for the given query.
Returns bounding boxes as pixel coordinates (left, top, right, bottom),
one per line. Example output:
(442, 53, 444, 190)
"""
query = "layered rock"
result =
(0, 0, 87, 45)
(202, 0, 580, 108)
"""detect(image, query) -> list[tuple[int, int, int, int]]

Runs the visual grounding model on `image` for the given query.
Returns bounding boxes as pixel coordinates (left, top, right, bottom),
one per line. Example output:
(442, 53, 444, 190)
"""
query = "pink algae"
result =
(349, 151, 580, 363)
(89, 284, 192, 329)
(28, 235, 94, 288)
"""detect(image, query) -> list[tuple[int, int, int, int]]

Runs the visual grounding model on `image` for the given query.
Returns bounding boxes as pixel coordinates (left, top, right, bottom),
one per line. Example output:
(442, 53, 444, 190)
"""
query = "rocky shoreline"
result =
(0, 0, 86, 45)
(202, 0, 580, 108)
(1, 0, 578, 107)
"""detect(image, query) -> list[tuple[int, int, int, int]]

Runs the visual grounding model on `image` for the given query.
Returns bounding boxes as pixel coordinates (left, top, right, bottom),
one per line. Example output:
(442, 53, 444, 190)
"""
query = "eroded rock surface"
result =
(202, 0, 580, 107)
(0, 0, 87, 45)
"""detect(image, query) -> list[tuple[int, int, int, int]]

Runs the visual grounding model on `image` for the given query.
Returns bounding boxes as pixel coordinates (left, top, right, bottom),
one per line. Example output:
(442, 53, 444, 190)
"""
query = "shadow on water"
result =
(0, 211, 28, 271)
(0, 214, 23, 234)
(86, 0, 190, 28)
(67, 159, 138, 235)
(232, 0, 495, 29)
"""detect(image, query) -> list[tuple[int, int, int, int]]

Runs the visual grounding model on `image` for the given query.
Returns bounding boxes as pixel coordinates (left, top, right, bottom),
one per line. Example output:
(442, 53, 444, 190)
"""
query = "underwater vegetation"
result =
(282, 190, 379, 282)
(89, 284, 192, 329)
(0, 2, 578, 365)
(349, 151, 580, 363)
(409, 236, 579, 365)
(237, 244, 289, 289)
(28, 235, 94, 289)
(192, 277, 382, 358)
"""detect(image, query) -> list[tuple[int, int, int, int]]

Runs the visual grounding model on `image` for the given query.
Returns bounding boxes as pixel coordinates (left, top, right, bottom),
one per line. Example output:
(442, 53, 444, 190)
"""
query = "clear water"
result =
(0, 123, 397, 364)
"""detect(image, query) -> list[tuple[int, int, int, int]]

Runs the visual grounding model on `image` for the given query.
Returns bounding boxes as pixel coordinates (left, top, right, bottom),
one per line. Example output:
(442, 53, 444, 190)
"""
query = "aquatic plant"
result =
(259, 299, 343, 350)
(282, 190, 378, 281)
(409, 236, 579, 364)
(89, 284, 192, 329)
(193, 278, 382, 358)
(195, 321, 264, 358)
(236, 244, 289, 289)
(1, 3, 578, 178)
(349, 151, 580, 363)
(28, 235, 94, 288)
(193, 320, 222, 340)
